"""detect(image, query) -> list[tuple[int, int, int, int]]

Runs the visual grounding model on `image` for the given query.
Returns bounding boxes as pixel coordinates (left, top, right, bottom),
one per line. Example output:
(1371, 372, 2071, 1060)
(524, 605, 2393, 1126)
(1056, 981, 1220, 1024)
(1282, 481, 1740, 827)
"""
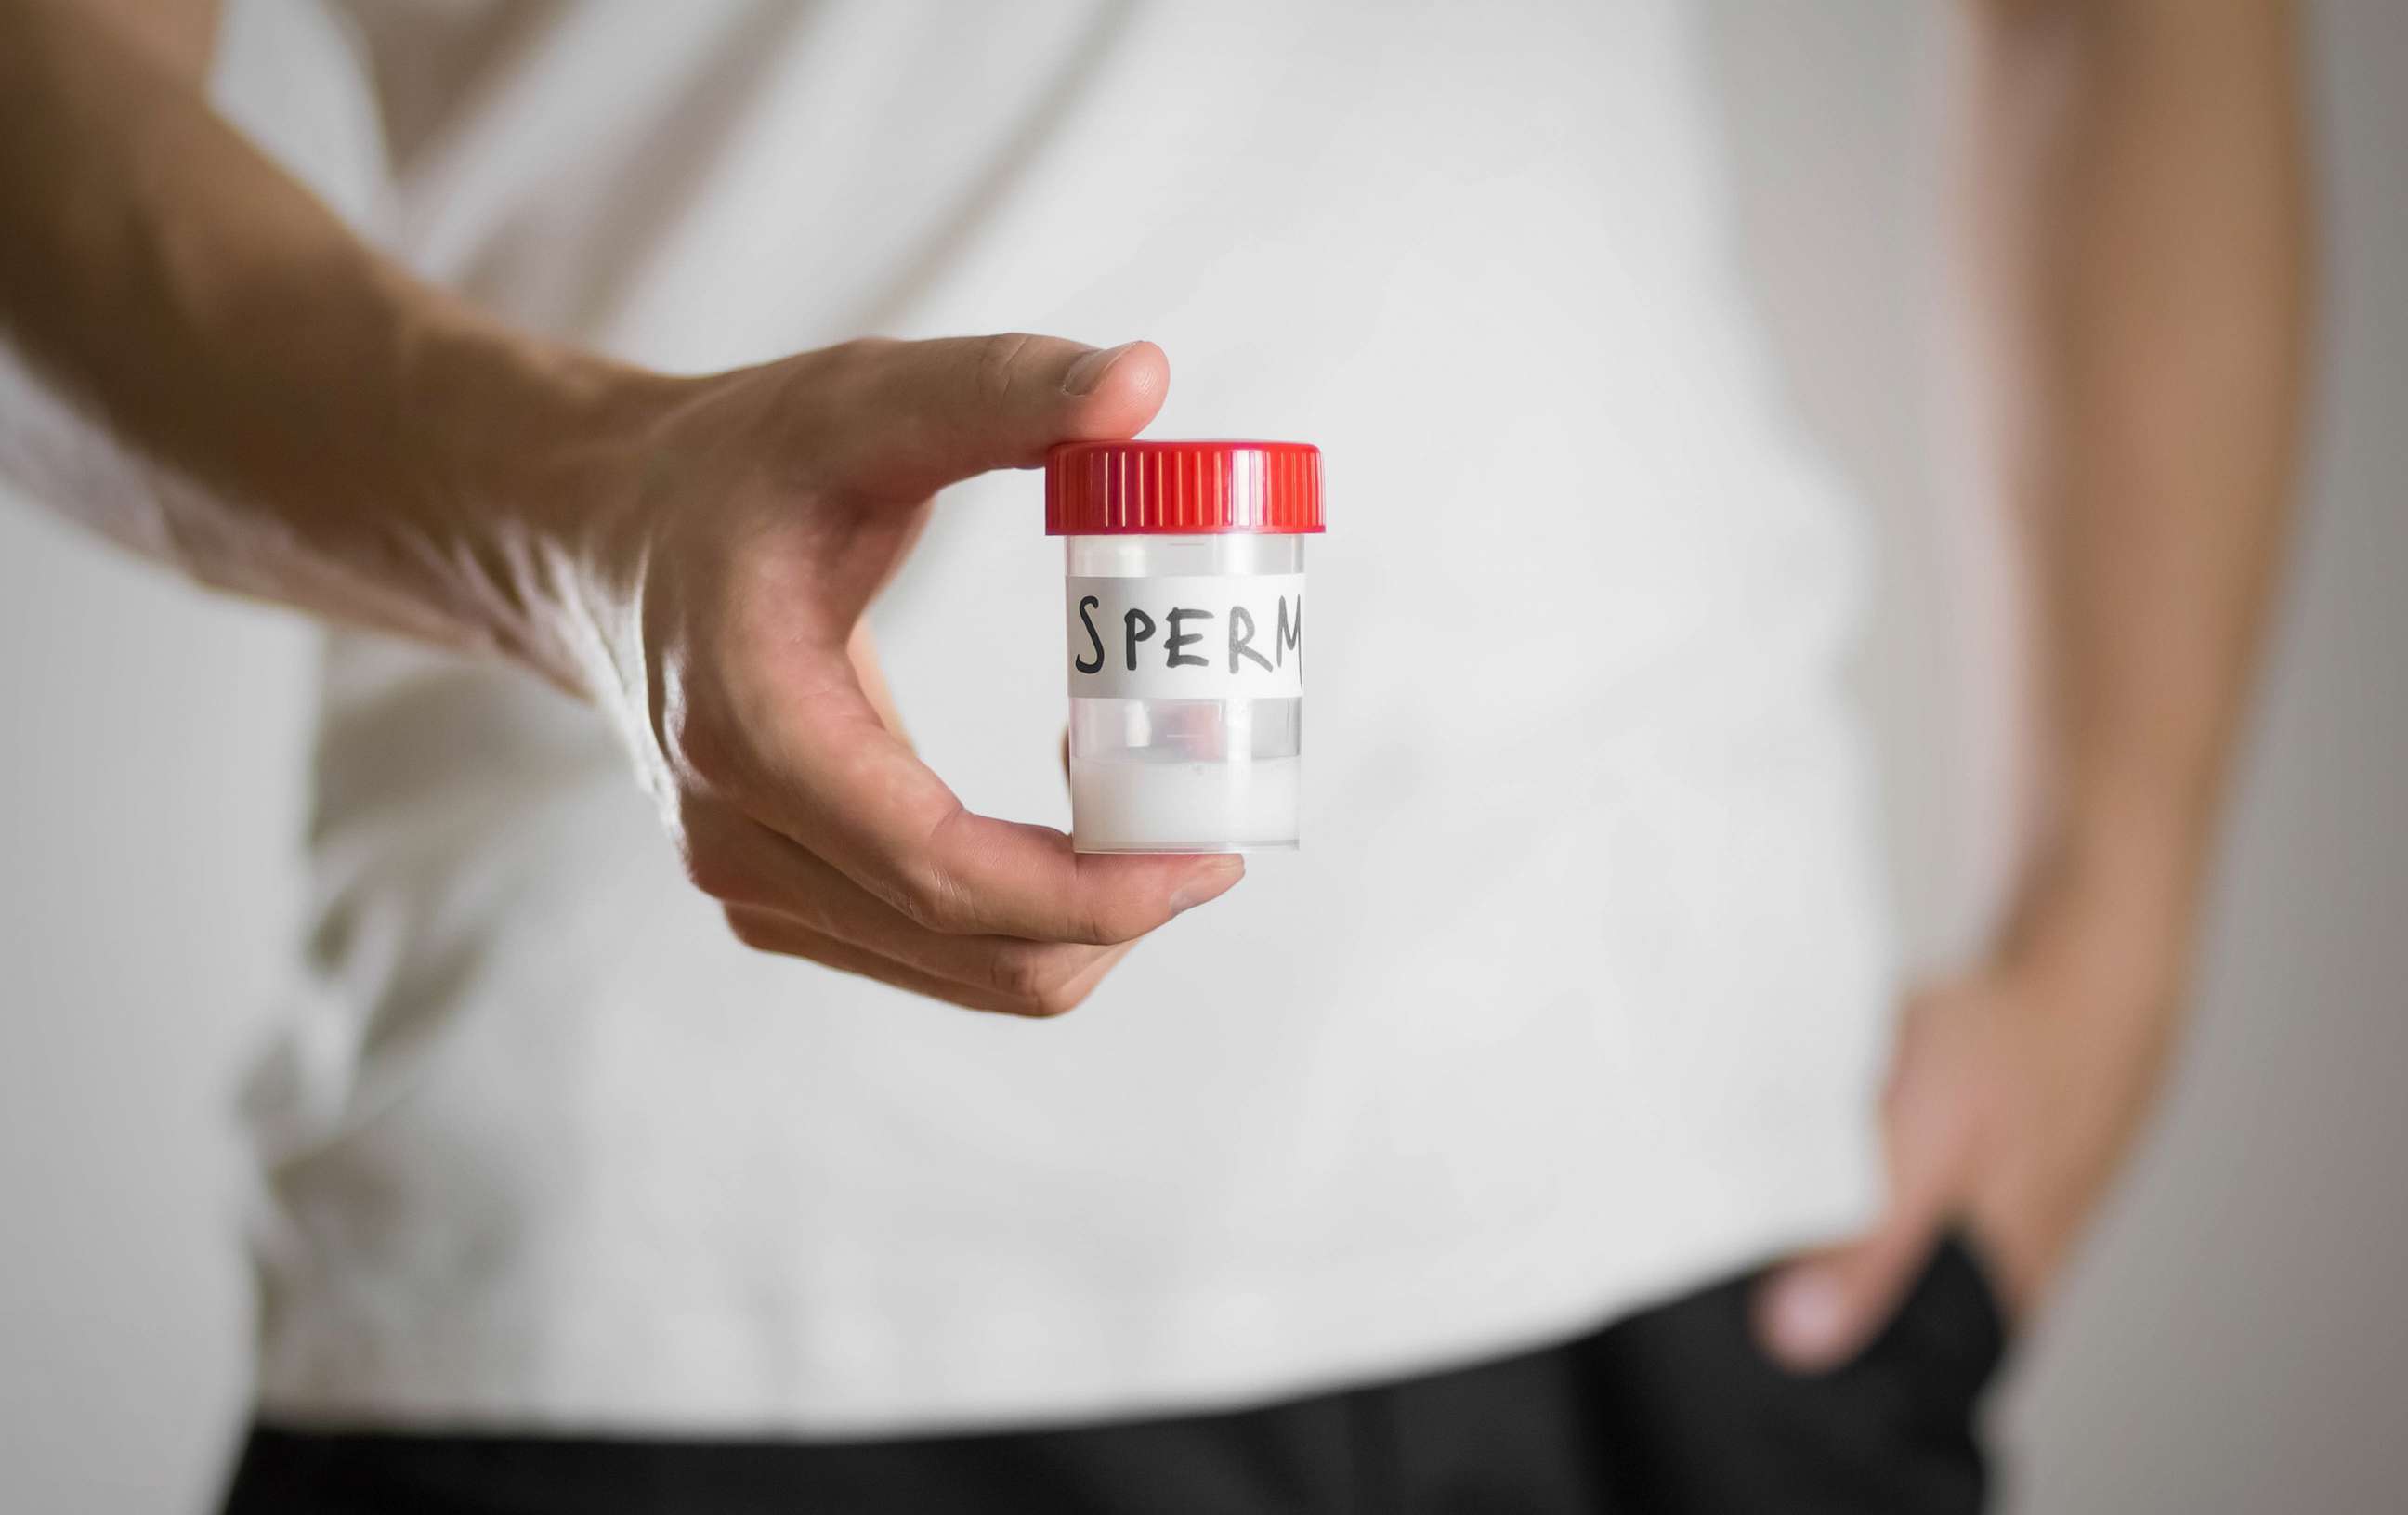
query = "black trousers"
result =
(222, 1238, 2007, 1514)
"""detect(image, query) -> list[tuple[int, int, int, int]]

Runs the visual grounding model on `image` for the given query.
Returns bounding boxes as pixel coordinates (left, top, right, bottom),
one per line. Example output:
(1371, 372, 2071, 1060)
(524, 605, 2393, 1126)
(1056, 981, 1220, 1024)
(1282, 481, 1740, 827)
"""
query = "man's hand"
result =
(569, 333, 1242, 1016)
(1755, 859, 2185, 1369)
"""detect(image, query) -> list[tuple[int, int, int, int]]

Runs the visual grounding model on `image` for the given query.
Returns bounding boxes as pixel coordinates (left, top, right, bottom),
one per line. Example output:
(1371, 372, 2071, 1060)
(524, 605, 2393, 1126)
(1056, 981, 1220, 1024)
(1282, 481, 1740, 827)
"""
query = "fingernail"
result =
(1766, 1270, 1848, 1368)
(1167, 855, 1245, 915)
(1064, 341, 1140, 397)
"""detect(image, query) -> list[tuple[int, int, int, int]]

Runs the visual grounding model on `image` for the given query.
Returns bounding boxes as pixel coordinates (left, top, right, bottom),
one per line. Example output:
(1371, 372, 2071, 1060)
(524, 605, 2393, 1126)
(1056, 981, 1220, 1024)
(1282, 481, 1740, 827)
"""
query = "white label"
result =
(1066, 573, 1305, 699)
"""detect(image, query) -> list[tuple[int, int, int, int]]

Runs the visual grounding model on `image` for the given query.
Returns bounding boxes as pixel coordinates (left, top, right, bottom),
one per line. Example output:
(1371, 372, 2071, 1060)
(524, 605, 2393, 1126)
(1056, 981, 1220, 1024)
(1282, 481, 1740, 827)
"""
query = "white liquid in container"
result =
(1069, 752, 1301, 854)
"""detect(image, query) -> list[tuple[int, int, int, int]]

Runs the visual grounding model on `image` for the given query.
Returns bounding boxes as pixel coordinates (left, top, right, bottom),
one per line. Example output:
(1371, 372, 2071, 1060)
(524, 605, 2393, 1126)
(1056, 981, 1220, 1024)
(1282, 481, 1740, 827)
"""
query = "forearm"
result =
(0, 0, 657, 684)
(1961, 0, 2312, 983)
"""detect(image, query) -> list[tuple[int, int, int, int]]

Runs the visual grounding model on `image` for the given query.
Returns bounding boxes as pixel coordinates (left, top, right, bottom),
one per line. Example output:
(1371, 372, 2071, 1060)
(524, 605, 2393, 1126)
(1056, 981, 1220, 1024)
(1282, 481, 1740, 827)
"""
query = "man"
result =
(0, 0, 2307, 1509)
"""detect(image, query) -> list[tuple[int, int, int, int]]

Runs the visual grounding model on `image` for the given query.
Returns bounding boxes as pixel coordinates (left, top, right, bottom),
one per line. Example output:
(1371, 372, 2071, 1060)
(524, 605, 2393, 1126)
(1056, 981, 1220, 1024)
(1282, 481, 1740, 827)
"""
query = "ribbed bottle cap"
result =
(1045, 440, 1324, 535)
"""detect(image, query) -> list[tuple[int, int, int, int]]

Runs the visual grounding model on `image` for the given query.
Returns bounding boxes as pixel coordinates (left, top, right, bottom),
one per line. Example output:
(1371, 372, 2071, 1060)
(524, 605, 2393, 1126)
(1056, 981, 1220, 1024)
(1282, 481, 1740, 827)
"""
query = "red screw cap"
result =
(1045, 440, 1325, 535)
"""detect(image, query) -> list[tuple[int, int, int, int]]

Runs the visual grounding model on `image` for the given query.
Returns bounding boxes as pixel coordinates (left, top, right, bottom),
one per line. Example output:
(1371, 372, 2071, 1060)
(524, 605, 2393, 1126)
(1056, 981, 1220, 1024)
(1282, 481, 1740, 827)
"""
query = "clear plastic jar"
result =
(1046, 441, 1323, 854)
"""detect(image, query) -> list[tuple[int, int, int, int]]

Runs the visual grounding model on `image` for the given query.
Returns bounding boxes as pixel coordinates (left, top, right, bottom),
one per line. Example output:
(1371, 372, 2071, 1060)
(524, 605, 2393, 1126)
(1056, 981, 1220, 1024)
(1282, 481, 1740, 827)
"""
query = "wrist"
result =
(383, 297, 681, 694)
(2001, 809, 2205, 1036)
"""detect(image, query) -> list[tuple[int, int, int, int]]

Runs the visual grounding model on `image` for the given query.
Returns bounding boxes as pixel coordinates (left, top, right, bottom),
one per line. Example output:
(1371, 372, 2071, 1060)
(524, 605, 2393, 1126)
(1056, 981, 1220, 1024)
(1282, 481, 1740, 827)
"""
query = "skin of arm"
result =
(0, 0, 1242, 1016)
(1757, 0, 2314, 1366)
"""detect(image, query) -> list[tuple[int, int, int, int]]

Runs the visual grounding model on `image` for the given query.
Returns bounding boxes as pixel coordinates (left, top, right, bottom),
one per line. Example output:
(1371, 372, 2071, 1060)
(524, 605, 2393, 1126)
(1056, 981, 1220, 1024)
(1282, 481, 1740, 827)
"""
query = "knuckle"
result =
(989, 944, 1097, 1018)
(889, 858, 977, 934)
(1024, 975, 1095, 1019)
(971, 332, 1038, 403)
(783, 339, 894, 451)
(986, 943, 1060, 1004)
(815, 335, 896, 384)
(667, 701, 744, 792)
(678, 818, 751, 905)
(679, 837, 748, 904)
(722, 906, 778, 953)
(794, 337, 901, 420)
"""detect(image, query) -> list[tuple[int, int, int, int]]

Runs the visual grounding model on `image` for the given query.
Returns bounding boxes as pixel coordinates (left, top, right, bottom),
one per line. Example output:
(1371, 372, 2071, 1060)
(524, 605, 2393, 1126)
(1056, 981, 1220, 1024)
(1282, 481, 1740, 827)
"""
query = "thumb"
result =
(1753, 1195, 1949, 1374)
(824, 333, 1169, 499)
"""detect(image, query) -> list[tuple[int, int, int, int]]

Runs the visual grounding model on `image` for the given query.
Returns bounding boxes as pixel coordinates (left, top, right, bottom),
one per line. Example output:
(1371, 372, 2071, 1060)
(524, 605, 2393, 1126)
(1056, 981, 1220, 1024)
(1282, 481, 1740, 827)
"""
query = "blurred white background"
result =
(2, 3, 2401, 1509)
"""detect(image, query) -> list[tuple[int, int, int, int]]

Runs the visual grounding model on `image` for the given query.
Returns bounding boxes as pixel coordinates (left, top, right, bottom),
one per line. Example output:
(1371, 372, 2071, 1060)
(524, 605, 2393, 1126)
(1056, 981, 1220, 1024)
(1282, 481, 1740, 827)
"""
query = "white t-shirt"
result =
(197, 0, 1895, 1438)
